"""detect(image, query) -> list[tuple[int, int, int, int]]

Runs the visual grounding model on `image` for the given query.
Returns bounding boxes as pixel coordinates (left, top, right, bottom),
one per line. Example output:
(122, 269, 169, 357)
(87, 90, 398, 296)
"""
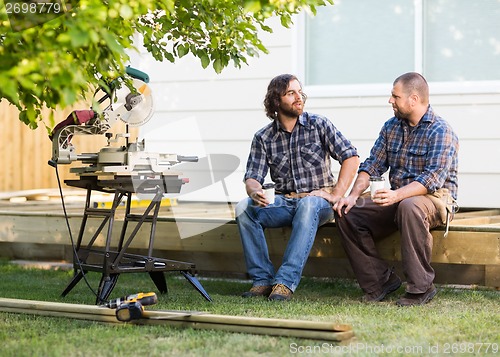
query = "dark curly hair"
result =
(263, 74, 306, 120)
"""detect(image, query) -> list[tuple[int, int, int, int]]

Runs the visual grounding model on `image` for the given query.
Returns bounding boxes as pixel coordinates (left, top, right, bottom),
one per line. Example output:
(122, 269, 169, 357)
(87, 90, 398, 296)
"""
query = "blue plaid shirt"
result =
(244, 112, 358, 194)
(359, 105, 459, 199)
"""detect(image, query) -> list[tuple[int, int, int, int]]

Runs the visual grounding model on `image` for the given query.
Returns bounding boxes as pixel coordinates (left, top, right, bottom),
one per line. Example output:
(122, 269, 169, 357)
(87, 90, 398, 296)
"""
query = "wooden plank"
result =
(451, 215, 500, 226)
(431, 231, 500, 265)
(0, 297, 354, 342)
(453, 209, 500, 218)
(0, 242, 495, 288)
(0, 243, 67, 261)
(402, 262, 488, 287)
(485, 265, 500, 288)
(2, 208, 500, 265)
(1, 203, 500, 288)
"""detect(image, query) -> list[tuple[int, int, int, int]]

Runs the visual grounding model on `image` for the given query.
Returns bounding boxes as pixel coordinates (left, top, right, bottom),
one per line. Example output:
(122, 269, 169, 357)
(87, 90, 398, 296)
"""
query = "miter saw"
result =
(49, 67, 197, 190)
(50, 68, 213, 304)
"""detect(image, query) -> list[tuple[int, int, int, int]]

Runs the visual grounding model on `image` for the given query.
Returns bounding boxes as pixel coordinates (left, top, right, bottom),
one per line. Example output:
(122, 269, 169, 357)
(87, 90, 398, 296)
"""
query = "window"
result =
(303, 0, 500, 93)
(424, 1, 500, 82)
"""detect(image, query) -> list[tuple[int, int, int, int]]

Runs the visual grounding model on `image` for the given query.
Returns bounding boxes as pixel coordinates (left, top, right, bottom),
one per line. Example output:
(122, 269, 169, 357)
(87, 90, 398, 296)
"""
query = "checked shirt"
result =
(359, 105, 459, 199)
(244, 112, 358, 194)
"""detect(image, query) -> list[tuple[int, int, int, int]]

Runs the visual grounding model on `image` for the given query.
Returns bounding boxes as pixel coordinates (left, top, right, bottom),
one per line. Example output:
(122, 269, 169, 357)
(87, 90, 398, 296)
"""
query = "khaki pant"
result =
(335, 195, 443, 294)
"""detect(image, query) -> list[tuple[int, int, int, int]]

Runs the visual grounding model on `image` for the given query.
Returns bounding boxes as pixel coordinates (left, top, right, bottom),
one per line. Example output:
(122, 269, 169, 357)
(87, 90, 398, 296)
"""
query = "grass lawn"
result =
(0, 259, 498, 356)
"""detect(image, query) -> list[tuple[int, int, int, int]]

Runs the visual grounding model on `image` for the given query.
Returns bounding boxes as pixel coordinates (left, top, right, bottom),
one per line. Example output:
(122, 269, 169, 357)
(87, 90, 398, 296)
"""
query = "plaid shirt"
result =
(244, 112, 358, 194)
(359, 105, 459, 199)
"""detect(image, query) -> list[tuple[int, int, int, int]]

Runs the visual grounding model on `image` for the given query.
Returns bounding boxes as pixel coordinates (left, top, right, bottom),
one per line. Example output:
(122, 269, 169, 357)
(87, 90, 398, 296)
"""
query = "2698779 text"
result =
(5, 1, 62, 14)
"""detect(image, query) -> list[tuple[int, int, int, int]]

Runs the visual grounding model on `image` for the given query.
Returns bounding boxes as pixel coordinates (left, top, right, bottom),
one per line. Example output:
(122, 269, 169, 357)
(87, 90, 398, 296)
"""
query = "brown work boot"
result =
(241, 285, 273, 298)
(396, 284, 437, 306)
(362, 271, 402, 302)
(268, 283, 293, 301)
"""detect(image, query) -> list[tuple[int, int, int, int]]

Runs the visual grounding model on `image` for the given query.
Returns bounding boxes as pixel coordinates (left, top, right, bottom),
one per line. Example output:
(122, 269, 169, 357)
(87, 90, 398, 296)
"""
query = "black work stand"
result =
(61, 175, 212, 304)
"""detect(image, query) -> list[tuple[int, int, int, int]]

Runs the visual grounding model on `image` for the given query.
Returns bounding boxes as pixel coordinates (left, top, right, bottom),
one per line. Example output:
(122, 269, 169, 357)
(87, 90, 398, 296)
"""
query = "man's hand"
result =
(245, 178, 270, 206)
(250, 189, 270, 207)
(308, 190, 341, 206)
(372, 188, 399, 206)
(333, 195, 358, 217)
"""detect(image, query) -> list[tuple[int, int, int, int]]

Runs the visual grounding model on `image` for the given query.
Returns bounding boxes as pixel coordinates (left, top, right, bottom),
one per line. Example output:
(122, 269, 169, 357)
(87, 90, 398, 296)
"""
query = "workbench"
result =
(60, 174, 212, 304)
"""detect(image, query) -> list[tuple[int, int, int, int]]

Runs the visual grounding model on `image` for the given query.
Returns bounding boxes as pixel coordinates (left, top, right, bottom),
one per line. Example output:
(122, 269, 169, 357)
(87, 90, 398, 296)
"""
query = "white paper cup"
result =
(262, 183, 275, 205)
(370, 176, 385, 199)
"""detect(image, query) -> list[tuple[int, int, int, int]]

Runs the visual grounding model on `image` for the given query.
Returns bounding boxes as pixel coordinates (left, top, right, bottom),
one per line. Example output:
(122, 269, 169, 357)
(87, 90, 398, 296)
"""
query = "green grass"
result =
(0, 259, 499, 357)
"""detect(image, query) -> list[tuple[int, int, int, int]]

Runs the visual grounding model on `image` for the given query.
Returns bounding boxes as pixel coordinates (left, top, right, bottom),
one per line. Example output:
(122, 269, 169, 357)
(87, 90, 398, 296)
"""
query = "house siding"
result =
(1, 18, 498, 209)
(128, 18, 500, 209)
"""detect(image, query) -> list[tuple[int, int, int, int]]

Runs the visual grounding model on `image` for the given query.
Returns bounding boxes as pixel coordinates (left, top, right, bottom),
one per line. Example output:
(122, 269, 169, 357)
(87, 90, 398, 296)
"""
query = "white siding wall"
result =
(129, 18, 500, 209)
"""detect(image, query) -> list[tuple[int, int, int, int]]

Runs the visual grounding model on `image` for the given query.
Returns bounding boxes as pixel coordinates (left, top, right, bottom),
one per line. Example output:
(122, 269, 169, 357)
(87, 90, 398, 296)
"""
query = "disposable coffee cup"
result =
(262, 183, 275, 205)
(370, 176, 385, 199)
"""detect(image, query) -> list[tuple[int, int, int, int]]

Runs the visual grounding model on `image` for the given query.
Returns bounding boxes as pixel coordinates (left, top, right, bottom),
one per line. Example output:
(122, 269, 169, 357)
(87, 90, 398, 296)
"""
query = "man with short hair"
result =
(236, 74, 359, 301)
(334, 72, 459, 306)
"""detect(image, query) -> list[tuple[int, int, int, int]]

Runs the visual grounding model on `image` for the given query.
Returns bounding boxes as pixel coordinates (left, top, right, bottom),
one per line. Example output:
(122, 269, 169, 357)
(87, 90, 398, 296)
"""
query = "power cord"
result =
(48, 159, 99, 300)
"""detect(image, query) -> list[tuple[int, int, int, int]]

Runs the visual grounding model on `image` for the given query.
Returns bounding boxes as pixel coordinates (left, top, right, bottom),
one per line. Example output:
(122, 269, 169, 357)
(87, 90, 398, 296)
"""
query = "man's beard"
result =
(394, 107, 409, 120)
(280, 103, 303, 118)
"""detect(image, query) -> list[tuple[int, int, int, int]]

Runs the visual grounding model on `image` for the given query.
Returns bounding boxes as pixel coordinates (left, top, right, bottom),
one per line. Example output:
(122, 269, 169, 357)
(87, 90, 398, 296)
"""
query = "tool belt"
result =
(425, 188, 458, 238)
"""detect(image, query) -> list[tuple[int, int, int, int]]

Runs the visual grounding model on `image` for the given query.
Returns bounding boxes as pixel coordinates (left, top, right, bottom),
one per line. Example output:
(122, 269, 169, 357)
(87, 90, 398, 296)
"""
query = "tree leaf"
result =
(0, 0, 331, 132)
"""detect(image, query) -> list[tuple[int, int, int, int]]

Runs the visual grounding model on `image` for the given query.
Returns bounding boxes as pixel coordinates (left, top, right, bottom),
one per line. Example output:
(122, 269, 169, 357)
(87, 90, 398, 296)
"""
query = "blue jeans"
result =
(235, 195, 334, 292)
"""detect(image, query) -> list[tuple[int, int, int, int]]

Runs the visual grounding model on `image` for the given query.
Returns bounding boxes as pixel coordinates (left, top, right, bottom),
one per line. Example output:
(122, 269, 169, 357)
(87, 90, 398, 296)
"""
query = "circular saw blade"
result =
(111, 79, 154, 127)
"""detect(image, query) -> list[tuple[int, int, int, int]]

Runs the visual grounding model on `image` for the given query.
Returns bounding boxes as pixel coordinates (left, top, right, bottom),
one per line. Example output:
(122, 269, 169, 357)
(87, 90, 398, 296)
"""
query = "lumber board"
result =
(150, 252, 492, 287)
(485, 265, 500, 287)
(0, 246, 495, 287)
(431, 231, 500, 265)
(0, 298, 354, 342)
(1, 202, 500, 288)
(2, 213, 498, 264)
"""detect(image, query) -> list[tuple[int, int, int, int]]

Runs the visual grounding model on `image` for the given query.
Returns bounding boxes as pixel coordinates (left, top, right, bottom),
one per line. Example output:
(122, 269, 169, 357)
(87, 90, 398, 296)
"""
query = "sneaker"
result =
(268, 283, 293, 301)
(362, 271, 402, 302)
(241, 285, 273, 298)
(396, 284, 437, 306)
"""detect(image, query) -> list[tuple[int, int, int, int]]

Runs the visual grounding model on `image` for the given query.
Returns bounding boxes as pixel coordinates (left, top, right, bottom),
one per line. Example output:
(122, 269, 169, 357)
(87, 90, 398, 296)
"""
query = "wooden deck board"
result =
(1, 198, 499, 288)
